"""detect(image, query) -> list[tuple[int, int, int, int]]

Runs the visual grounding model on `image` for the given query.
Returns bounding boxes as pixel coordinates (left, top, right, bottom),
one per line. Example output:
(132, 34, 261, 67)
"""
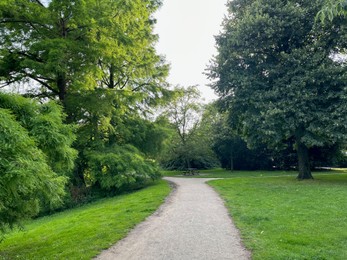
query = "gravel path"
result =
(95, 177, 251, 260)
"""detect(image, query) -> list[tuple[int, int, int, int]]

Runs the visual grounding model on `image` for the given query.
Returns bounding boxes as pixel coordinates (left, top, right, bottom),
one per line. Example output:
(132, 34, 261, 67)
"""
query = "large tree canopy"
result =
(0, 0, 167, 110)
(0, 0, 170, 191)
(160, 87, 219, 170)
(208, 0, 347, 179)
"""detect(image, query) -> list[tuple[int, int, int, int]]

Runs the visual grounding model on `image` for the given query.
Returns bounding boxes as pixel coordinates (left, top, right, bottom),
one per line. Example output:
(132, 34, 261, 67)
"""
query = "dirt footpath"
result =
(95, 177, 251, 260)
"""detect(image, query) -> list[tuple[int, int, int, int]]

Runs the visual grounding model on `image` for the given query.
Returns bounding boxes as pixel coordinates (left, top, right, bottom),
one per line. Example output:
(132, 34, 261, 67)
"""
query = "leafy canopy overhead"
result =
(0, 0, 168, 107)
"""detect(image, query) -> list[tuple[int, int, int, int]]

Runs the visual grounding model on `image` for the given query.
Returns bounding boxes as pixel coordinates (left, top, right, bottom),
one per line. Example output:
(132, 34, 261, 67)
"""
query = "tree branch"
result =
(0, 79, 18, 88)
(24, 73, 59, 95)
(32, 0, 45, 7)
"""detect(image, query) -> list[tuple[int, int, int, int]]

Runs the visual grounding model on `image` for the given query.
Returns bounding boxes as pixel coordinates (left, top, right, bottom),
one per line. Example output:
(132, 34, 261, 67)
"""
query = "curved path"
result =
(96, 177, 250, 260)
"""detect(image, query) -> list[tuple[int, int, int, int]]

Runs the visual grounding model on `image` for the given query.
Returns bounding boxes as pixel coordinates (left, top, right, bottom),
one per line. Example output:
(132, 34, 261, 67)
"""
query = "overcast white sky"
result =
(154, 0, 227, 102)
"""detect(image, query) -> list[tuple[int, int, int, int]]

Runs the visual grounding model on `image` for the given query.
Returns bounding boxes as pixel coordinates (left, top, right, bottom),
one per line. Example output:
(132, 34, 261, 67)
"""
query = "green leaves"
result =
(0, 0, 169, 195)
(0, 92, 78, 234)
(0, 93, 77, 176)
(0, 106, 67, 233)
(317, 0, 347, 22)
(85, 145, 160, 191)
(209, 0, 347, 174)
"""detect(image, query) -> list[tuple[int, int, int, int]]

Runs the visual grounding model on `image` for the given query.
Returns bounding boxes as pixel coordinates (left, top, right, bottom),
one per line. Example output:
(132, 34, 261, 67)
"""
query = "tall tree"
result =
(162, 86, 202, 169)
(208, 0, 347, 179)
(160, 87, 219, 170)
(0, 0, 167, 112)
(0, 0, 170, 190)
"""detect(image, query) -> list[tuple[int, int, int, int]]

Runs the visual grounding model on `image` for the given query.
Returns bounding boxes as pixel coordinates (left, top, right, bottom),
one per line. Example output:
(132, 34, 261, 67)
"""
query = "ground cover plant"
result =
(0, 180, 170, 260)
(209, 170, 347, 259)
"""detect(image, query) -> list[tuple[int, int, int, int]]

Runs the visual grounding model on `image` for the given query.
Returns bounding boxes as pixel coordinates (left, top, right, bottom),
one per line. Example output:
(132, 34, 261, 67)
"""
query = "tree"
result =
(0, 0, 167, 111)
(68, 88, 168, 192)
(208, 0, 347, 179)
(211, 109, 272, 171)
(160, 87, 219, 170)
(0, 0, 170, 191)
(0, 93, 74, 234)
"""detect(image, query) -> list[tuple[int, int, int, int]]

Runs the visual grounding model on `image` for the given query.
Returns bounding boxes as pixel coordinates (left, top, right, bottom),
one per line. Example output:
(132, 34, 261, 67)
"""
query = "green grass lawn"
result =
(0, 180, 171, 260)
(161, 168, 342, 178)
(209, 171, 347, 260)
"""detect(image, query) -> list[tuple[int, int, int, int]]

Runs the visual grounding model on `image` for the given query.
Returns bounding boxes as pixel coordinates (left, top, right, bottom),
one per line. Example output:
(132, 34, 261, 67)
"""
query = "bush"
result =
(0, 109, 66, 233)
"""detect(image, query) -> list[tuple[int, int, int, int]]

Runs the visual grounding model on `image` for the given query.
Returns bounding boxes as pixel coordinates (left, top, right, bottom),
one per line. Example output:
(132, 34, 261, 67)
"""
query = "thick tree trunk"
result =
(296, 139, 313, 179)
(57, 73, 67, 104)
(56, 72, 75, 123)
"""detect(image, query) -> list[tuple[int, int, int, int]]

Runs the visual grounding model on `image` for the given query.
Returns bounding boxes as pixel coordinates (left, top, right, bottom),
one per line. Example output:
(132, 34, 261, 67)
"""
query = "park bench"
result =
(183, 168, 199, 176)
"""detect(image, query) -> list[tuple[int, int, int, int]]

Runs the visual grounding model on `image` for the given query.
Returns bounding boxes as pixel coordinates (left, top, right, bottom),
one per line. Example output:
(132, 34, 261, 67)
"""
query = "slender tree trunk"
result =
(109, 63, 115, 89)
(296, 138, 313, 179)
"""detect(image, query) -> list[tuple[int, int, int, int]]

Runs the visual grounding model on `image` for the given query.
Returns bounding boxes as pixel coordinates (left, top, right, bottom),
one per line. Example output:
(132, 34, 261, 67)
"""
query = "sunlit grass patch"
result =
(0, 180, 171, 260)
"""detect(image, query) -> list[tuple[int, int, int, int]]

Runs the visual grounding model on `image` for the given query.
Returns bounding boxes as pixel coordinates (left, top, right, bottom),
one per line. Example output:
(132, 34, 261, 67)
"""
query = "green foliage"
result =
(209, 171, 347, 259)
(0, 0, 170, 193)
(67, 88, 166, 191)
(317, 0, 347, 22)
(162, 168, 347, 178)
(160, 87, 219, 170)
(211, 108, 273, 170)
(0, 180, 170, 259)
(0, 92, 77, 232)
(0, 108, 66, 233)
(0, 0, 168, 104)
(208, 0, 347, 178)
(85, 145, 161, 191)
(0, 93, 77, 176)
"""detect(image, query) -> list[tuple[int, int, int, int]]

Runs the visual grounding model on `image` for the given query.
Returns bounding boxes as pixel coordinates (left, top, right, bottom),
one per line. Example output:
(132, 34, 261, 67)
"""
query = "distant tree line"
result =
(159, 95, 346, 172)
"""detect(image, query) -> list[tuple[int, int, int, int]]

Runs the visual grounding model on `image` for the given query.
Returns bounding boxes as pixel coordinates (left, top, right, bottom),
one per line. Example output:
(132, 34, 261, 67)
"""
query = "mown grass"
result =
(161, 168, 342, 178)
(209, 171, 347, 260)
(0, 180, 171, 260)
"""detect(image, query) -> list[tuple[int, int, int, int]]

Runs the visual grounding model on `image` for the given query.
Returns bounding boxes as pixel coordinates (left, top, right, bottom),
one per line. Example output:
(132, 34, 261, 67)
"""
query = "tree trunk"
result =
(109, 63, 115, 89)
(57, 72, 74, 123)
(57, 73, 67, 104)
(296, 138, 313, 179)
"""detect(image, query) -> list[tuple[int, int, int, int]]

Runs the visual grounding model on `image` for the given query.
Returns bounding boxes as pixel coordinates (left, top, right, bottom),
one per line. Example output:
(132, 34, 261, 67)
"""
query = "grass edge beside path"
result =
(208, 172, 347, 260)
(0, 180, 171, 260)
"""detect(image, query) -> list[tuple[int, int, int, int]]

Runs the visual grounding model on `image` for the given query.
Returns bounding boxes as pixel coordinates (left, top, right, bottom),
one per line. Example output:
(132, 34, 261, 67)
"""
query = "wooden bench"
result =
(183, 168, 199, 176)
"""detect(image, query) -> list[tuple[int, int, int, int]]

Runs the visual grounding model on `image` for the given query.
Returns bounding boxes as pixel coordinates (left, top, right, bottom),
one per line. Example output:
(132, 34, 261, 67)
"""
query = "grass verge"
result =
(161, 168, 344, 178)
(209, 171, 347, 259)
(0, 180, 171, 260)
